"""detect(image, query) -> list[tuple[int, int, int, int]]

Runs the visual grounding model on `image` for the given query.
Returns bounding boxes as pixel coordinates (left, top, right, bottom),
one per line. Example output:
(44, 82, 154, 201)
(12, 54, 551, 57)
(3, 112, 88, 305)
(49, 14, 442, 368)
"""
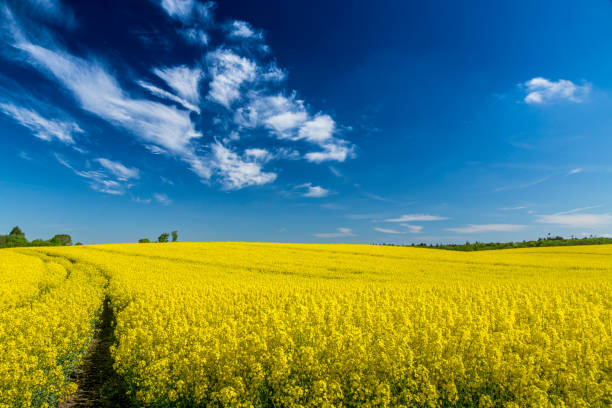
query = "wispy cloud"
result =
(500, 206, 527, 211)
(12, 40, 209, 178)
(155, 0, 213, 25)
(296, 183, 330, 198)
(555, 205, 603, 215)
(386, 214, 448, 222)
(399, 224, 423, 233)
(153, 65, 202, 105)
(522, 77, 591, 104)
(153, 192, 172, 205)
(494, 176, 550, 192)
(446, 224, 526, 233)
(95, 158, 140, 181)
(568, 168, 583, 175)
(536, 213, 612, 228)
(0, 102, 82, 144)
(314, 227, 355, 238)
(206, 49, 257, 108)
(3, 0, 356, 193)
(137, 80, 200, 113)
(227, 20, 262, 40)
(56, 154, 138, 195)
(535, 206, 611, 228)
(211, 142, 276, 189)
(374, 227, 405, 234)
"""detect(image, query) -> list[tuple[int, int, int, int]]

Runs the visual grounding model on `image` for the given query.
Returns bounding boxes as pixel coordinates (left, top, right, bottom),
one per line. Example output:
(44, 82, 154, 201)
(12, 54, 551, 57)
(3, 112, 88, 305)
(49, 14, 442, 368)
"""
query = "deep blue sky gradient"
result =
(1, 0, 612, 244)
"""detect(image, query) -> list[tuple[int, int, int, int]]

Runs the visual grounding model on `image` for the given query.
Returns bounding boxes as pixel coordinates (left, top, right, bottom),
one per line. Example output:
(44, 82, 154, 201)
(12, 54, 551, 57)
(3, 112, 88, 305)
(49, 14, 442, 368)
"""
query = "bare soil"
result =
(59, 297, 132, 407)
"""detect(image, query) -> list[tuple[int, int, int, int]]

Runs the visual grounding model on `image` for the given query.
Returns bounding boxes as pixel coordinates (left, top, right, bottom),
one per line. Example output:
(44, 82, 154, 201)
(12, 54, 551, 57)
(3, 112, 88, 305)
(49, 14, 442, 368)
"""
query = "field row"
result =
(1, 243, 611, 407)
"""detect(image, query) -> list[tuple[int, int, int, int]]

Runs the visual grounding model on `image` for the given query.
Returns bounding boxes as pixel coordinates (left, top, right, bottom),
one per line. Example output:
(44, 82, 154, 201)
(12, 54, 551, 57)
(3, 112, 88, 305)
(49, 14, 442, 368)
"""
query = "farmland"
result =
(1, 243, 611, 407)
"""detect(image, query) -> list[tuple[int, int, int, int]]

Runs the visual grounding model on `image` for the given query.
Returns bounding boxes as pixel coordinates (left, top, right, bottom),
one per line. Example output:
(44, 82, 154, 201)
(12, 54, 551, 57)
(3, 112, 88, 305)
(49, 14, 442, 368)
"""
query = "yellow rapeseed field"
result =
(1, 243, 611, 407)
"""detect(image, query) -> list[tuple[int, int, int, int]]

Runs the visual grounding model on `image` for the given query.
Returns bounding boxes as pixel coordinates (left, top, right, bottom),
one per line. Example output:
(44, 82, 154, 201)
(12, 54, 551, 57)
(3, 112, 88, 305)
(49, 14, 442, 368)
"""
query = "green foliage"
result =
(50, 234, 72, 246)
(379, 236, 612, 251)
(9, 226, 25, 237)
(75, 242, 83, 246)
(171, 230, 178, 242)
(0, 227, 74, 249)
(138, 238, 151, 243)
(157, 233, 169, 243)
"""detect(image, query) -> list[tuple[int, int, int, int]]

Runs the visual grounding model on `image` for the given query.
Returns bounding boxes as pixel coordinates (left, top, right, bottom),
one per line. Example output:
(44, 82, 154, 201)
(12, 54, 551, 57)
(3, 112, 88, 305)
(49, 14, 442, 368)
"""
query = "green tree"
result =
(9, 226, 25, 237)
(158, 233, 169, 243)
(138, 238, 151, 243)
(75, 242, 83, 245)
(50, 234, 72, 246)
(171, 230, 178, 242)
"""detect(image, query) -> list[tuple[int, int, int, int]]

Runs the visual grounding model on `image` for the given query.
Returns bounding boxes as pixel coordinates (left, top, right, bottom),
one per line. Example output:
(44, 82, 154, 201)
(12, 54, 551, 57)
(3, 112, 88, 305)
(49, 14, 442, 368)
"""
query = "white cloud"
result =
(399, 224, 423, 233)
(179, 28, 209, 45)
(386, 214, 448, 222)
(298, 114, 334, 143)
(568, 168, 583, 175)
(314, 227, 355, 238)
(536, 212, 612, 228)
(374, 227, 405, 234)
(0, 102, 81, 144)
(153, 65, 202, 104)
(329, 166, 342, 177)
(500, 206, 527, 211)
(555, 205, 603, 215)
(3, 0, 357, 192)
(446, 224, 526, 233)
(13, 41, 209, 178)
(228, 20, 262, 40)
(133, 197, 152, 204)
(56, 154, 136, 195)
(236, 93, 307, 135)
(137, 80, 200, 113)
(95, 158, 140, 181)
(206, 49, 257, 108)
(304, 142, 353, 163)
(523, 77, 591, 104)
(235, 93, 352, 163)
(156, 0, 212, 24)
(244, 148, 272, 162)
(297, 183, 330, 198)
(494, 176, 550, 192)
(211, 142, 276, 189)
(153, 192, 172, 205)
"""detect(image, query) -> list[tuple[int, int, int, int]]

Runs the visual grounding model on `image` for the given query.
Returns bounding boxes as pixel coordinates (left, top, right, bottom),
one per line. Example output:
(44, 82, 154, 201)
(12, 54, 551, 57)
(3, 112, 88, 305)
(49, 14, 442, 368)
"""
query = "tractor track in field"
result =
(59, 296, 132, 408)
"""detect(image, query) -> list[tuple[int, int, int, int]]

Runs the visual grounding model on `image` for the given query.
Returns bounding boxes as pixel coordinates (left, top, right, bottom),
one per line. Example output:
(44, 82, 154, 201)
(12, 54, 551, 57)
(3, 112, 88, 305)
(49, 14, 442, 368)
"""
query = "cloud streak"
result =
(56, 154, 138, 195)
(385, 214, 448, 222)
(0, 102, 81, 144)
(446, 224, 526, 233)
(314, 227, 355, 238)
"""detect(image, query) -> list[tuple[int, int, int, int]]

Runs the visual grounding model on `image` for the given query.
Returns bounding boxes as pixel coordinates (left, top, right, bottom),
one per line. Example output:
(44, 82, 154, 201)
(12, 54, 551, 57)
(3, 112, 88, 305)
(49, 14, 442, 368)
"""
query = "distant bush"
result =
(138, 238, 151, 243)
(377, 236, 612, 251)
(171, 230, 178, 242)
(158, 233, 169, 243)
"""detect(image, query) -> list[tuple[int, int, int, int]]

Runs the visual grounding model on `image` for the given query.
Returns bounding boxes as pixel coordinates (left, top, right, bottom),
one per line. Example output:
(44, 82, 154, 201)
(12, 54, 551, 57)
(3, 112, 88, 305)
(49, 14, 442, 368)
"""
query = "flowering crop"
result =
(19, 242, 609, 408)
(0, 251, 106, 408)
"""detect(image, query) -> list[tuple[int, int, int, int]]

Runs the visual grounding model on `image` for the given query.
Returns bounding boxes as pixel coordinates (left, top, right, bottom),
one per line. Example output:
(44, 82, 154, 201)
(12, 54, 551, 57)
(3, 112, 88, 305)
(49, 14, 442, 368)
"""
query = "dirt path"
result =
(59, 297, 132, 407)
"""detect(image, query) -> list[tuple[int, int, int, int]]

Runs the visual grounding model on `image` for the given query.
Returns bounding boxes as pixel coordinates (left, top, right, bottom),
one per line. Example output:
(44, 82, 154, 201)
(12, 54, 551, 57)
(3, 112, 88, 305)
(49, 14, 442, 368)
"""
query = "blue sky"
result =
(2, 0, 612, 244)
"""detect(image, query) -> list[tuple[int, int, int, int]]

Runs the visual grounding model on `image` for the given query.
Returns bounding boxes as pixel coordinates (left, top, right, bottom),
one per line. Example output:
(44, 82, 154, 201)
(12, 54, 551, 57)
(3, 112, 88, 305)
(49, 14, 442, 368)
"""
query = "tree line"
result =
(376, 235, 612, 251)
(0, 226, 77, 249)
(138, 230, 178, 243)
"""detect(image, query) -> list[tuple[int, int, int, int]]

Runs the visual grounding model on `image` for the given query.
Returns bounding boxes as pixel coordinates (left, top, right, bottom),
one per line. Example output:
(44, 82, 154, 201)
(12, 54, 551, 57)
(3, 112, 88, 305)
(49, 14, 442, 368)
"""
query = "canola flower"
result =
(0, 251, 106, 408)
(24, 242, 610, 408)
